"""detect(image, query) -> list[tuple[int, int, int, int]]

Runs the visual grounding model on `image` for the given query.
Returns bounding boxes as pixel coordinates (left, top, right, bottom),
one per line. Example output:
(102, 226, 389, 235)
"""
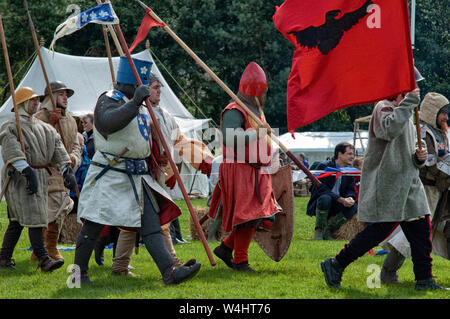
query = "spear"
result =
(112, 21, 216, 267)
(0, 15, 26, 200)
(24, 0, 80, 198)
(134, 0, 321, 187)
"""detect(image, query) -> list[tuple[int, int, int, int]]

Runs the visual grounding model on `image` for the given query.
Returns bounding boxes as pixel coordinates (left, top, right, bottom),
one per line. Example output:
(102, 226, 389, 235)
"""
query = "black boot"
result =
(0, 221, 22, 270)
(321, 258, 344, 288)
(213, 242, 234, 269)
(163, 262, 202, 285)
(73, 221, 105, 283)
(233, 261, 256, 272)
(38, 255, 64, 272)
(0, 258, 16, 270)
(415, 278, 449, 290)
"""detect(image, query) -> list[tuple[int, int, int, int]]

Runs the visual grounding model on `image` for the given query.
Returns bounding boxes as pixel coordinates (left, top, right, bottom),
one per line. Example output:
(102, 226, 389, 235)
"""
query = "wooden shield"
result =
(254, 164, 294, 262)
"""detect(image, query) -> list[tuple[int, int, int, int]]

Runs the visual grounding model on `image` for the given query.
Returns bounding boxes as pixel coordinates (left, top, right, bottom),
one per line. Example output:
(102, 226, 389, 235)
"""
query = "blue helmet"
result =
(116, 56, 152, 85)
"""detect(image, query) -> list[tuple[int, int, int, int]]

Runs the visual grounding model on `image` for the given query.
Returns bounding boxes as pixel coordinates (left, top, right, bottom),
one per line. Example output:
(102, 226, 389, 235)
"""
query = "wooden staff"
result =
(414, 108, 422, 149)
(112, 22, 216, 267)
(0, 15, 26, 199)
(134, 0, 321, 186)
(24, 0, 80, 198)
(102, 26, 116, 86)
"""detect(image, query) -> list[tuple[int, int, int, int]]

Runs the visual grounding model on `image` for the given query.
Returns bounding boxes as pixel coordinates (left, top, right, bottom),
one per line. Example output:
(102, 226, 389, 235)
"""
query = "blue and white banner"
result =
(50, 2, 119, 50)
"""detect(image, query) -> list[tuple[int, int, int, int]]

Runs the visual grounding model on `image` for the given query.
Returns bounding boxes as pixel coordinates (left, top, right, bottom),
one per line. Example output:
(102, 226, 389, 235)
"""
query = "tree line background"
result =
(0, 0, 448, 134)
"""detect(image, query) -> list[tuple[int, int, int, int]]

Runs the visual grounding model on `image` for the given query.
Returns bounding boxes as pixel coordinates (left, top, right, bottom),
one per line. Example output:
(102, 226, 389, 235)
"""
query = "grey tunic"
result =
(0, 116, 70, 227)
(358, 94, 430, 222)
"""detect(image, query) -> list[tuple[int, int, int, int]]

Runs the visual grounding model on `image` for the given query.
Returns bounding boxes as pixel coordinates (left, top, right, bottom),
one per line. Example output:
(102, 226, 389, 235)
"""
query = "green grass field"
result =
(0, 197, 449, 299)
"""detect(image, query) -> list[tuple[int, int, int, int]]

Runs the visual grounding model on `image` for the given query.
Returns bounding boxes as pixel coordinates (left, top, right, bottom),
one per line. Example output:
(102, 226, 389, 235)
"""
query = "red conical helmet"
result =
(238, 62, 267, 97)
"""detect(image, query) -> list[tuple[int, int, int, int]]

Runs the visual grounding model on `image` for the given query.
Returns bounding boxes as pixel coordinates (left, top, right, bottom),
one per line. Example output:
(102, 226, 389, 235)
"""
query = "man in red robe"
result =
(209, 62, 280, 272)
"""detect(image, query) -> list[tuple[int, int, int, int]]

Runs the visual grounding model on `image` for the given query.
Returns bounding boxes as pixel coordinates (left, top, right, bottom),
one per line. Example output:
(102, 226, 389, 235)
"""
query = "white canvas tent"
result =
(276, 131, 368, 165)
(0, 47, 211, 199)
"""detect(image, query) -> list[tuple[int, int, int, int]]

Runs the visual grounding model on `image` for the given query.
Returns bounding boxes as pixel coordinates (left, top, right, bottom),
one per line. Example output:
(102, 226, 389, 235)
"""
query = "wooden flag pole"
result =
(112, 22, 216, 267)
(134, 0, 321, 186)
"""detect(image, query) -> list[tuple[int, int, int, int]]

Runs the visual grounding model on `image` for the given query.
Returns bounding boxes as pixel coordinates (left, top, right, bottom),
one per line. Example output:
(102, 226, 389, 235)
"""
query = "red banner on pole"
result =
(273, 0, 416, 132)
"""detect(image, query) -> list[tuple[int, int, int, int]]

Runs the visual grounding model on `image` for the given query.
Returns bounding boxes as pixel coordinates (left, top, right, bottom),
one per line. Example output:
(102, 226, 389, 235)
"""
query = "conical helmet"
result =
(238, 62, 267, 97)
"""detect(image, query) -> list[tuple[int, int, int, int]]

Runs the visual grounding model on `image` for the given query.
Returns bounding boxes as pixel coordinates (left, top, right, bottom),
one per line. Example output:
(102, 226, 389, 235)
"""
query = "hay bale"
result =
(332, 214, 366, 240)
(189, 206, 227, 241)
(59, 213, 82, 244)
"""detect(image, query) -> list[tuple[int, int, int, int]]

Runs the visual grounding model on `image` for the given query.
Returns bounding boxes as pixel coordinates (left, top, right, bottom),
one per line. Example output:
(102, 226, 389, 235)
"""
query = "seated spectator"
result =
(306, 142, 357, 240)
(298, 152, 309, 168)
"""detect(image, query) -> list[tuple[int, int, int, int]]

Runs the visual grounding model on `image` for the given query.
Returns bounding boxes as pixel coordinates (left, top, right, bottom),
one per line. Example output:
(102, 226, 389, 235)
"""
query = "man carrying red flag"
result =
(209, 62, 280, 272)
(272, 0, 416, 131)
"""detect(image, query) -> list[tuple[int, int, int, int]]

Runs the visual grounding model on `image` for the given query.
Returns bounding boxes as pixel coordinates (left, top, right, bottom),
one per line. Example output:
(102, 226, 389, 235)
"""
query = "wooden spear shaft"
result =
(102, 25, 116, 86)
(134, 0, 321, 186)
(24, 0, 80, 198)
(113, 22, 216, 266)
(0, 15, 26, 199)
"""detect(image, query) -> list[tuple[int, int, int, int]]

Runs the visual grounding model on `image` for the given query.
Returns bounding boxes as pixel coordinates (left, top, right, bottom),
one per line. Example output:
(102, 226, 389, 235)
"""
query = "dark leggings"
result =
(0, 220, 47, 260)
(74, 183, 173, 275)
(335, 216, 433, 281)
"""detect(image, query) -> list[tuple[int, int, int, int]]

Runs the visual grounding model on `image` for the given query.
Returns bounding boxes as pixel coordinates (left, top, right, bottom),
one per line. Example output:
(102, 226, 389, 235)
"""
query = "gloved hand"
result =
(63, 166, 77, 190)
(165, 175, 177, 190)
(156, 152, 169, 167)
(132, 85, 151, 106)
(49, 108, 63, 126)
(199, 157, 212, 177)
(22, 166, 38, 195)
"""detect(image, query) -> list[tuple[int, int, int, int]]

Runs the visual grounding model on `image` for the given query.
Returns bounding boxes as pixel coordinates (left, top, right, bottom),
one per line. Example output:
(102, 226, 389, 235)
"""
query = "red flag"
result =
(273, 0, 416, 132)
(129, 8, 165, 53)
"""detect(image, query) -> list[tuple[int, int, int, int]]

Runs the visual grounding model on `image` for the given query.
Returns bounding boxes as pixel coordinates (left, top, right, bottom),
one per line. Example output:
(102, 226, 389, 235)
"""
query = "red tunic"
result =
(209, 102, 278, 232)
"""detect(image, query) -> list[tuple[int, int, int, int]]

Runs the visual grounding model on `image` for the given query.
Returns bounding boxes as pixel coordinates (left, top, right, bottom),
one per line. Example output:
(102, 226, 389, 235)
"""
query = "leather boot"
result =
(321, 258, 344, 288)
(323, 213, 347, 240)
(314, 209, 329, 240)
(233, 261, 256, 272)
(213, 242, 234, 269)
(0, 258, 16, 270)
(380, 248, 405, 284)
(38, 255, 64, 272)
(163, 262, 201, 285)
(45, 222, 64, 261)
(415, 278, 449, 290)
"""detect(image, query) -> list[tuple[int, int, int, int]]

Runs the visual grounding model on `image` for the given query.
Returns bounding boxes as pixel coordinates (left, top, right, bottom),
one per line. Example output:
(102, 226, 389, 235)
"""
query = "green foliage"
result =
(0, 1, 448, 134)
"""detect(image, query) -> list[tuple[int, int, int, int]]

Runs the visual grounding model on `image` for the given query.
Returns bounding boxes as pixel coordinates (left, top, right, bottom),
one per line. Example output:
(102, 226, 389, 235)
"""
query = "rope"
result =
(148, 47, 219, 129)
(0, 51, 37, 98)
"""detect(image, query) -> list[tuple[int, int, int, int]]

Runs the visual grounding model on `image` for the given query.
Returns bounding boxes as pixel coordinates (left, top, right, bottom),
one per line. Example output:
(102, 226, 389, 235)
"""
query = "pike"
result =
(24, 0, 80, 198)
(134, 0, 321, 187)
(110, 7, 216, 266)
(0, 15, 26, 202)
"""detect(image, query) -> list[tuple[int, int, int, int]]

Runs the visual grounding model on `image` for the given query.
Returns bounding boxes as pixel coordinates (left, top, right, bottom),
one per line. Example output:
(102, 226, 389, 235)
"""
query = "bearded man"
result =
(33, 81, 81, 262)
